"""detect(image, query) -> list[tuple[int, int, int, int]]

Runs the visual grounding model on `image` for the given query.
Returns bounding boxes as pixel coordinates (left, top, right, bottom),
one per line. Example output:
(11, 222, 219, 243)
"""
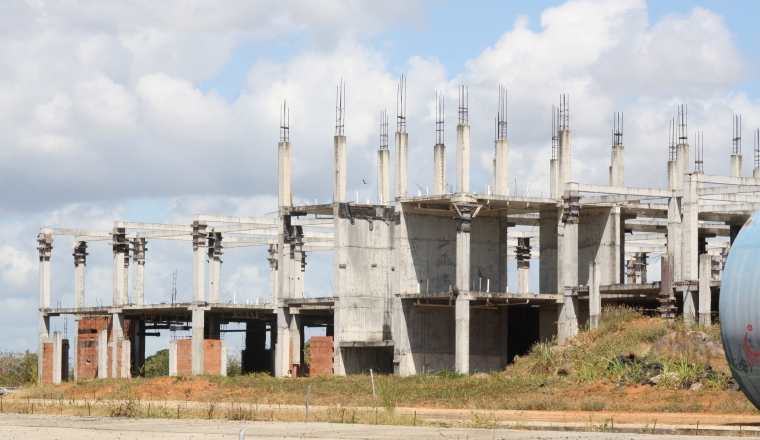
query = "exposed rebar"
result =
(496, 85, 507, 141)
(379, 110, 388, 150)
(559, 94, 569, 131)
(397, 75, 406, 132)
(694, 131, 704, 173)
(335, 79, 345, 136)
(677, 104, 687, 145)
(458, 85, 468, 125)
(612, 111, 623, 147)
(551, 106, 558, 160)
(668, 118, 677, 161)
(755, 128, 760, 169)
(733, 115, 742, 155)
(435, 91, 444, 145)
(280, 100, 289, 142)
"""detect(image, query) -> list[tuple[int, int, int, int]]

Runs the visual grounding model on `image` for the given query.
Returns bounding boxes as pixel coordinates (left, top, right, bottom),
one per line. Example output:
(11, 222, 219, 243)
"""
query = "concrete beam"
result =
(116, 222, 192, 232)
(40, 228, 111, 237)
(571, 183, 672, 198)
(697, 174, 760, 186)
(698, 203, 760, 213)
(195, 215, 278, 225)
(697, 185, 760, 196)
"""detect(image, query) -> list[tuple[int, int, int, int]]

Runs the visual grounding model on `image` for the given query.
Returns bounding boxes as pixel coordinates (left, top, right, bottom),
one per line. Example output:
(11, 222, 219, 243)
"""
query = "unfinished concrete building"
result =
(38, 80, 759, 383)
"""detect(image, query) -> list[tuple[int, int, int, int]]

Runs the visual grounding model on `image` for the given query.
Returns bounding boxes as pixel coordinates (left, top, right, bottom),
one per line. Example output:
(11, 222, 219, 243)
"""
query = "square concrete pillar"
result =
(98, 329, 108, 379)
(683, 284, 697, 328)
(456, 124, 470, 194)
(494, 139, 509, 196)
(274, 306, 291, 377)
(111, 313, 124, 378)
(588, 261, 601, 329)
(191, 306, 205, 375)
(434, 144, 446, 196)
(681, 174, 699, 281)
(539, 208, 563, 293)
(52, 331, 62, 385)
(698, 254, 712, 326)
(289, 313, 303, 368)
(394, 131, 408, 199)
(377, 148, 391, 204)
(455, 295, 470, 374)
(334, 135, 347, 202)
(278, 141, 292, 207)
(192, 221, 207, 303)
(169, 340, 178, 376)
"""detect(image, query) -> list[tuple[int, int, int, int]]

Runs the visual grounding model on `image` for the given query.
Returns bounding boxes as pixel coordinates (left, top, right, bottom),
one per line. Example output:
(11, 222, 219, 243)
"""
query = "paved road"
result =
(0, 414, 747, 439)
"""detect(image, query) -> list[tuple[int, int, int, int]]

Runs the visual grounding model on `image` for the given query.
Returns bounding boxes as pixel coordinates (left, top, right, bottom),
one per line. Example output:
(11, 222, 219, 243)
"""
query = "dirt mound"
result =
(648, 330, 729, 373)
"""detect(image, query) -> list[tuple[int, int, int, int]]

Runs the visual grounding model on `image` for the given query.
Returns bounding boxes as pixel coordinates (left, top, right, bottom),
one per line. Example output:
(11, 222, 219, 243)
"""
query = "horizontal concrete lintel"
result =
(570, 183, 672, 198)
(338, 341, 394, 348)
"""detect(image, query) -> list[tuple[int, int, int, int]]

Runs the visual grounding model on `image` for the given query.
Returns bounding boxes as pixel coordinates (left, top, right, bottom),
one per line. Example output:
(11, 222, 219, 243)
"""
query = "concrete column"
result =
(377, 149, 390, 204)
(456, 124, 470, 194)
(121, 339, 131, 378)
(97, 329, 108, 379)
(277, 219, 292, 303)
(394, 131, 408, 199)
(558, 130, 571, 186)
(289, 313, 302, 370)
(123, 251, 129, 303)
(731, 154, 743, 178)
(111, 313, 124, 378)
(192, 221, 207, 303)
(191, 306, 205, 375)
(334, 135, 347, 203)
(517, 237, 530, 294)
(589, 261, 601, 329)
(549, 159, 559, 199)
(754, 167, 760, 179)
(559, 185, 579, 343)
(168, 340, 178, 376)
(455, 213, 471, 292)
(132, 239, 146, 305)
(679, 143, 690, 178)
(112, 228, 127, 306)
(132, 320, 145, 376)
(667, 161, 683, 281)
(220, 341, 228, 377)
(433, 144, 446, 195)
(681, 174, 699, 280)
(72, 316, 79, 380)
(278, 141, 292, 207)
(494, 139, 509, 196)
(52, 331, 62, 385)
(37, 233, 52, 309)
(683, 283, 697, 328)
(698, 254, 712, 326)
(268, 244, 278, 304)
(290, 226, 305, 298)
(207, 232, 222, 303)
(498, 215, 509, 293)
(73, 241, 87, 308)
(610, 144, 624, 187)
(539, 208, 564, 293)
(455, 295, 470, 374)
(274, 306, 291, 377)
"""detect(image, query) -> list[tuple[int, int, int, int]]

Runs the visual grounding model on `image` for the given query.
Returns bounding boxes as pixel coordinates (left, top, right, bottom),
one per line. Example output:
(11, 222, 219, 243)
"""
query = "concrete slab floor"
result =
(0, 415, 747, 439)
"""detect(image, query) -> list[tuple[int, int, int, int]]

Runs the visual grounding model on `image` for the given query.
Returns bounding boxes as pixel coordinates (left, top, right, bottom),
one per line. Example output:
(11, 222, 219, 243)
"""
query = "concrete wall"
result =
(397, 211, 456, 293)
(469, 307, 508, 372)
(399, 301, 455, 374)
(333, 216, 394, 342)
(76, 316, 135, 379)
(578, 207, 620, 286)
(469, 217, 507, 292)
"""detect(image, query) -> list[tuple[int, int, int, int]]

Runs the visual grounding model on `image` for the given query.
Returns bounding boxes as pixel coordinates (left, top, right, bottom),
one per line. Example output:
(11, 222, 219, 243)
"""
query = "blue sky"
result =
(0, 0, 759, 356)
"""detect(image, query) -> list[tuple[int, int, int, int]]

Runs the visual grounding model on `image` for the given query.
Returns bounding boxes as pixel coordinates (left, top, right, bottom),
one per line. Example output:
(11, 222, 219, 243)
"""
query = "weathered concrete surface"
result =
(0, 414, 749, 439)
(649, 330, 729, 373)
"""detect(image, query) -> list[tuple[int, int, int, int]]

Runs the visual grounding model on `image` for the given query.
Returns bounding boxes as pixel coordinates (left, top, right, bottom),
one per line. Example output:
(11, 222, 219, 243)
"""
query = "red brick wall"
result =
(176, 339, 224, 375)
(309, 336, 334, 377)
(77, 316, 134, 379)
(41, 342, 53, 384)
(176, 340, 192, 375)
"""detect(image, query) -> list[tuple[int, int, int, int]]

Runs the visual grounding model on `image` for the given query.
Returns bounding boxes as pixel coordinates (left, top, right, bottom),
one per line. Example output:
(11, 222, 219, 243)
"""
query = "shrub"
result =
(143, 349, 169, 378)
(0, 350, 38, 386)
